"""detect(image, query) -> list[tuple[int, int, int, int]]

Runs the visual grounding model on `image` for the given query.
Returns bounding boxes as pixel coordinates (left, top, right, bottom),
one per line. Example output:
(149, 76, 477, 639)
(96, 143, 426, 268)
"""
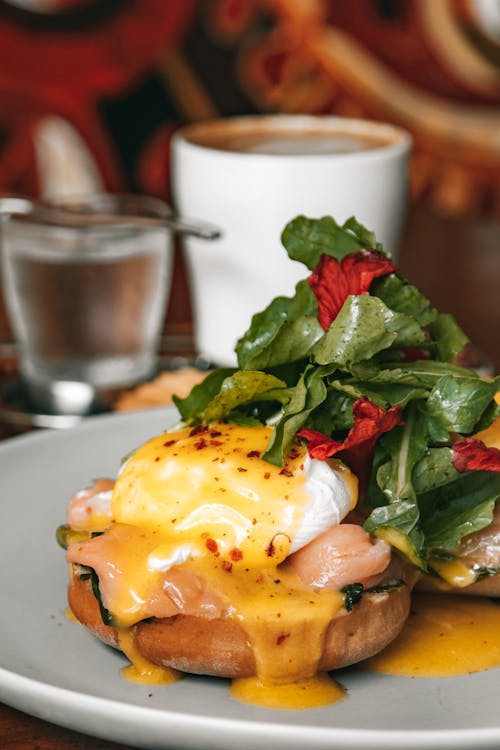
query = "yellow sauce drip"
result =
(230, 673, 345, 710)
(117, 629, 181, 686)
(474, 413, 500, 449)
(428, 557, 477, 588)
(65, 607, 79, 623)
(365, 593, 500, 677)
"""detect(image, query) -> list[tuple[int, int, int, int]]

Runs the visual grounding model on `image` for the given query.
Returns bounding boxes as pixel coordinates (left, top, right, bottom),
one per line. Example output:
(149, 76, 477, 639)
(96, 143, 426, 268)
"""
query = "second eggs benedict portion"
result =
(62, 421, 410, 697)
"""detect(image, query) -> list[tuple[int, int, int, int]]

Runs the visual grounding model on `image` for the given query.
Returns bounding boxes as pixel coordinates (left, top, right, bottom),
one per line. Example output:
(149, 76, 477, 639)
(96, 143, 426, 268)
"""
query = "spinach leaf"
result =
(341, 583, 364, 612)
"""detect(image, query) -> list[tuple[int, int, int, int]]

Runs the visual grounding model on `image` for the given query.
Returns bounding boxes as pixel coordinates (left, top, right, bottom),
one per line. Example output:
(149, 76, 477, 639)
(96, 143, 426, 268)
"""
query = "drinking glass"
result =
(1, 194, 174, 415)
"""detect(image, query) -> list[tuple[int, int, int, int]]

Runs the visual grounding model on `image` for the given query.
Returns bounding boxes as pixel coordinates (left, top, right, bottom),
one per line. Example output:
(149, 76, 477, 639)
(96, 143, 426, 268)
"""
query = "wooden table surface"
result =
(0, 205, 499, 749)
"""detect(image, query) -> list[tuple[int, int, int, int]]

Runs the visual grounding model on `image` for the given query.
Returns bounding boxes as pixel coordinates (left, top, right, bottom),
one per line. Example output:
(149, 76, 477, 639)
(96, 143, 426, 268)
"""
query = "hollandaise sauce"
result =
(230, 673, 345, 710)
(117, 629, 181, 686)
(365, 592, 500, 677)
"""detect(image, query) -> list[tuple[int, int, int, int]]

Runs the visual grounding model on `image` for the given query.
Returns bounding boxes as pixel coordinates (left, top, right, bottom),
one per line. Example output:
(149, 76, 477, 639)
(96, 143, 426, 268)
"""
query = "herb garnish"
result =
(174, 215, 500, 572)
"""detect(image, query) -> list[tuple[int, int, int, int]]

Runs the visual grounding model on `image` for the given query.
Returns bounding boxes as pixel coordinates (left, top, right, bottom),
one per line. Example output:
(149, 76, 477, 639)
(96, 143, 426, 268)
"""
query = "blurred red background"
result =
(0, 0, 499, 369)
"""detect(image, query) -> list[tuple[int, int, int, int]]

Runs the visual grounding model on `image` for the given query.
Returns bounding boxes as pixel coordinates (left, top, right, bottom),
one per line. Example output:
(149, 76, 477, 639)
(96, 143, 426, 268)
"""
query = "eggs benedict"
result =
(59, 421, 411, 705)
(58, 211, 500, 706)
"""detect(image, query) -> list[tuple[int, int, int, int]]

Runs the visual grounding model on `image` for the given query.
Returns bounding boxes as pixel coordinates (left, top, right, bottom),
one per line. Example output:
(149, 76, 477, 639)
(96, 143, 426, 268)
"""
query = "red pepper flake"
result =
(210, 430, 222, 438)
(229, 547, 243, 561)
(266, 539, 275, 557)
(247, 450, 261, 458)
(194, 438, 207, 450)
(276, 633, 290, 646)
(222, 560, 233, 573)
(237, 467, 248, 472)
(255, 573, 264, 584)
(210, 440, 223, 446)
(452, 438, 500, 473)
(279, 468, 293, 477)
(205, 538, 219, 554)
(163, 439, 177, 447)
(190, 425, 209, 436)
(298, 397, 404, 493)
(263, 472, 271, 480)
(308, 249, 396, 330)
(154, 457, 160, 462)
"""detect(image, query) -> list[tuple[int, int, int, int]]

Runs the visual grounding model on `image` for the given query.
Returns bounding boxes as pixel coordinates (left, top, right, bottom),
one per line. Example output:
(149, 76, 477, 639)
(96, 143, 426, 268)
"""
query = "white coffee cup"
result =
(171, 114, 411, 366)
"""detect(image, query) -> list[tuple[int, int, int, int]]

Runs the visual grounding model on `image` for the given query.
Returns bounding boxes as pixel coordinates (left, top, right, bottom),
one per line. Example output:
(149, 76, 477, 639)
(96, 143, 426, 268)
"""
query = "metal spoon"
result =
(0, 195, 222, 241)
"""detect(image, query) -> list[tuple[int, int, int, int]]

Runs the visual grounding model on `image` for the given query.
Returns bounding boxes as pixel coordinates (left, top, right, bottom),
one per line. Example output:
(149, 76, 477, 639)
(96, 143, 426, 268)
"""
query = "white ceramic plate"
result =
(1, 407, 500, 750)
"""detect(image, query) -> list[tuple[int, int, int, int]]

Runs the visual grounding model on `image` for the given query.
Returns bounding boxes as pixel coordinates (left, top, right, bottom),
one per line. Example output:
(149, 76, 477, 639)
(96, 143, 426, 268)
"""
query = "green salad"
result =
(175, 215, 500, 575)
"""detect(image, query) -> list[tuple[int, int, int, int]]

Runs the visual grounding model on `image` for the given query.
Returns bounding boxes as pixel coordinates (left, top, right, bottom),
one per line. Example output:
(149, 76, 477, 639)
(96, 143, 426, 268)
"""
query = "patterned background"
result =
(0, 0, 499, 363)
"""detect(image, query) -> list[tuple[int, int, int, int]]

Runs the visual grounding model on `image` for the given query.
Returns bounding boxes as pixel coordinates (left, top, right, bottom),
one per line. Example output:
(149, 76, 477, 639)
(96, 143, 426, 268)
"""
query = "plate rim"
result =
(2, 407, 500, 749)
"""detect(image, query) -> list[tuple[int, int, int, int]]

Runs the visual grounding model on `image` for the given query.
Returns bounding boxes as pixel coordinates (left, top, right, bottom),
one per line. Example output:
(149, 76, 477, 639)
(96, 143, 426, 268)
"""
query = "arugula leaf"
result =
(172, 212, 500, 574)
(313, 295, 425, 368)
(376, 403, 428, 505)
(200, 371, 286, 423)
(304, 388, 356, 434)
(345, 381, 429, 408)
(425, 374, 498, 434)
(430, 313, 469, 362)
(357, 360, 487, 389)
(474, 398, 500, 433)
(173, 368, 236, 421)
(372, 274, 437, 327)
(361, 405, 428, 567)
(281, 215, 378, 270)
(263, 363, 336, 465)
(364, 499, 426, 568)
(235, 280, 321, 370)
(419, 471, 500, 550)
(412, 447, 460, 494)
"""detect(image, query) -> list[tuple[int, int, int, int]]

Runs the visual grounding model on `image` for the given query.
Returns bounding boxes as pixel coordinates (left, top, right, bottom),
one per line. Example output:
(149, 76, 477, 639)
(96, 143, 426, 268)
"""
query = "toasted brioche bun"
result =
(68, 562, 414, 678)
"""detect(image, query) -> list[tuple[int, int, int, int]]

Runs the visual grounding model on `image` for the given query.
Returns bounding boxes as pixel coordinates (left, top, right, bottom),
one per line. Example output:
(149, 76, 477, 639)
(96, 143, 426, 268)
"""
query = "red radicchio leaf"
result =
(452, 438, 500, 473)
(307, 255, 348, 331)
(297, 397, 404, 493)
(399, 347, 431, 363)
(308, 250, 396, 330)
(340, 250, 397, 296)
